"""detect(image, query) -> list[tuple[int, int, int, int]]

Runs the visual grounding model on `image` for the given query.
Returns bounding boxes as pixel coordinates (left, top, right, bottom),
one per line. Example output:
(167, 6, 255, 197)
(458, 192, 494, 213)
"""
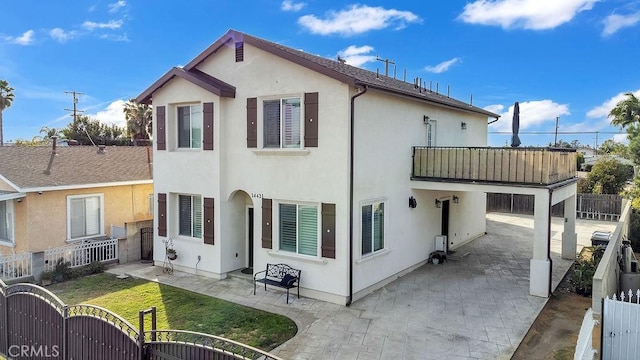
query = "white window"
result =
(0, 200, 14, 243)
(278, 203, 318, 256)
(68, 194, 103, 240)
(361, 201, 385, 256)
(177, 104, 202, 149)
(263, 98, 301, 149)
(178, 195, 202, 238)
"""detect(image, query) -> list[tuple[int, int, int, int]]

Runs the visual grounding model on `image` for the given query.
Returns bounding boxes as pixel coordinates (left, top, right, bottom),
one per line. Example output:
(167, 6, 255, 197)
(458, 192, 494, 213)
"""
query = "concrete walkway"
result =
(106, 213, 616, 360)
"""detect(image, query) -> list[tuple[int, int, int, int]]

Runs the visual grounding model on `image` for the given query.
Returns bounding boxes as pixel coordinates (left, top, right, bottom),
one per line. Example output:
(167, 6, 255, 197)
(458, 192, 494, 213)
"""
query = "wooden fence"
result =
(487, 193, 623, 221)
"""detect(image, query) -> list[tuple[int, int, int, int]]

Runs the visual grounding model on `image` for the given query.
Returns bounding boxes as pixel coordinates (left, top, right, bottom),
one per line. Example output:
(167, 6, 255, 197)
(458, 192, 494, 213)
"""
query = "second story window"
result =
(263, 98, 301, 149)
(177, 104, 202, 149)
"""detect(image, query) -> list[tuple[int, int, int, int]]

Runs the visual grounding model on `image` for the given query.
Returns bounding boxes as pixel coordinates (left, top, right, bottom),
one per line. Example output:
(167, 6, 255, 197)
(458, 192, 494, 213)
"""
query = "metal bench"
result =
(253, 263, 301, 304)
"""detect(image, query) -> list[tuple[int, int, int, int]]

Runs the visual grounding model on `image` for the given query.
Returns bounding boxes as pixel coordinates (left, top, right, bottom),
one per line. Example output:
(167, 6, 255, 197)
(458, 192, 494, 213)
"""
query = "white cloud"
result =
(602, 12, 640, 36)
(298, 5, 421, 36)
(484, 104, 505, 114)
(88, 100, 126, 128)
(49, 28, 76, 43)
(488, 100, 570, 132)
(108, 0, 127, 13)
(82, 20, 123, 31)
(459, 0, 599, 30)
(425, 58, 460, 74)
(587, 89, 640, 119)
(5, 30, 35, 45)
(612, 133, 629, 144)
(98, 33, 130, 42)
(337, 45, 376, 67)
(282, 0, 305, 12)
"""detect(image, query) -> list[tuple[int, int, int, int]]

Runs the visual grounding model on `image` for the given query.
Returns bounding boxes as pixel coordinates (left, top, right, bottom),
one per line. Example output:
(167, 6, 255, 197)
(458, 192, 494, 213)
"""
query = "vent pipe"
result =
(97, 145, 106, 154)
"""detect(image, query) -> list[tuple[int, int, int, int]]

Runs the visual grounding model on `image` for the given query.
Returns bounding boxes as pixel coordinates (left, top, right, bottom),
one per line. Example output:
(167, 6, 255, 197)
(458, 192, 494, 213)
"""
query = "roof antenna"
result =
(447, 85, 450, 98)
(375, 56, 395, 77)
(436, 83, 439, 94)
(403, 69, 407, 82)
(470, 94, 473, 106)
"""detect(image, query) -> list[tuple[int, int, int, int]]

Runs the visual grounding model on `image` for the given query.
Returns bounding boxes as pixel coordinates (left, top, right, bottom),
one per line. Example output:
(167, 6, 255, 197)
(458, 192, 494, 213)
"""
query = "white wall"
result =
(351, 89, 488, 294)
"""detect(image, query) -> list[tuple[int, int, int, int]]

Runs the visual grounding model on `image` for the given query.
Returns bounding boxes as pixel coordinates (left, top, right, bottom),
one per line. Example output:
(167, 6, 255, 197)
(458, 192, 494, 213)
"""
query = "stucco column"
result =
(530, 191, 551, 298)
(562, 195, 577, 260)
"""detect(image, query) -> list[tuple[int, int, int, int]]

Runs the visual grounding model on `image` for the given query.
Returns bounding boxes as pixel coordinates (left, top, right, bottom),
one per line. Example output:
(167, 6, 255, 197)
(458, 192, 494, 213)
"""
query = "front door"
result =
(247, 207, 254, 269)
(441, 200, 450, 252)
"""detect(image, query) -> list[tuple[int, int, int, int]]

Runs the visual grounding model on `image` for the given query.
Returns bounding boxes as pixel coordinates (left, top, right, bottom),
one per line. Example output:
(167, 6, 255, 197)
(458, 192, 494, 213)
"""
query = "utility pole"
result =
(554, 117, 559, 146)
(64, 91, 85, 122)
(376, 56, 395, 77)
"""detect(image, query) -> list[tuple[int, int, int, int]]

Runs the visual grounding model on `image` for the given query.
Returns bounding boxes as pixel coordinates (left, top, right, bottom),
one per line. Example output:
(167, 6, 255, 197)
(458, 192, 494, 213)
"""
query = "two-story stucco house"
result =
(137, 29, 578, 305)
(0, 144, 153, 255)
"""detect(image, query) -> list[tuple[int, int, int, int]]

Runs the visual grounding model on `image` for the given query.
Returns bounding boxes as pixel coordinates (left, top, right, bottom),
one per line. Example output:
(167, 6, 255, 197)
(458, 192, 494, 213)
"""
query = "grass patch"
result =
(47, 273, 296, 350)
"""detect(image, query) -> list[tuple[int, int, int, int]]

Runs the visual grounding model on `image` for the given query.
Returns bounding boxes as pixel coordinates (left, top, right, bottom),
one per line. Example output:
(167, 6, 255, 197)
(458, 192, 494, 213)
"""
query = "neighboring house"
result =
(0, 144, 153, 254)
(136, 29, 578, 305)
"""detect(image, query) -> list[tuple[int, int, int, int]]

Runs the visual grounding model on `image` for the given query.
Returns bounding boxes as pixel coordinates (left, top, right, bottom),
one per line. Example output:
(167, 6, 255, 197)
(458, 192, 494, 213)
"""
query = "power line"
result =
(489, 131, 624, 135)
(64, 91, 85, 122)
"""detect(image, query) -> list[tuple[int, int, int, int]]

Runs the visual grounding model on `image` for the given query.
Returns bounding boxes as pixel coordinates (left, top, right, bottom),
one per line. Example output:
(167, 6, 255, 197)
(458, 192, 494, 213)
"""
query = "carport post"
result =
(530, 191, 551, 297)
(561, 194, 577, 260)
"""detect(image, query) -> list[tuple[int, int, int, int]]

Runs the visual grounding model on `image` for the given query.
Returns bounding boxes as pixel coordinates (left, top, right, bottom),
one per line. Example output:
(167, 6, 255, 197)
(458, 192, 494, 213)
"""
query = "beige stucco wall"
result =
(2, 183, 153, 253)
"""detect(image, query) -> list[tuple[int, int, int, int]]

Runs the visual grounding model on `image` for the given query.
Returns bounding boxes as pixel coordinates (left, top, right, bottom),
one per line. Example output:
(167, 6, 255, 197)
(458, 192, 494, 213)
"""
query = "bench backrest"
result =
(266, 263, 301, 280)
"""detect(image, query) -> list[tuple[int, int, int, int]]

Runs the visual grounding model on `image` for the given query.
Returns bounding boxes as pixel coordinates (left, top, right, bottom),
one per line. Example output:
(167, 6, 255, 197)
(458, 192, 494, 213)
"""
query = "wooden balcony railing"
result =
(412, 147, 577, 186)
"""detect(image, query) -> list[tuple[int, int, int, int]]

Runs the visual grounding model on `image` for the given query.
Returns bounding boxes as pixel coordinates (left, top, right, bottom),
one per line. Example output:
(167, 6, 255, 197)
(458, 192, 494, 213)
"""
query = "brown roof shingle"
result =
(0, 146, 153, 190)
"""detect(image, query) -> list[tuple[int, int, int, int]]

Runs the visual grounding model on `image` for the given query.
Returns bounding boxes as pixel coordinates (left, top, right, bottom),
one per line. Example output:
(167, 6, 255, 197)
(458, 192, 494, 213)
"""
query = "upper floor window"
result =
(68, 194, 103, 240)
(279, 203, 318, 256)
(177, 104, 202, 149)
(0, 200, 14, 244)
(362, 201, 385, 256)
(264, 98, 301, 149)
(179, 194, 202, 238)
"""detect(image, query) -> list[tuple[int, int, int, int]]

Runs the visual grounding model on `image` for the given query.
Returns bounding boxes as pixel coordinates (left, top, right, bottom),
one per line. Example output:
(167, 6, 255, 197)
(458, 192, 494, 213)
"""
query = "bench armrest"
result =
(253, 269, 267, 281)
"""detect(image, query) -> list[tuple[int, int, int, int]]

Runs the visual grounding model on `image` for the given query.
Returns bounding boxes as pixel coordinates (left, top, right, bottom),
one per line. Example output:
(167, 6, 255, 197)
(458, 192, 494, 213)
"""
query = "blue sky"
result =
(1, 0, 639, 147)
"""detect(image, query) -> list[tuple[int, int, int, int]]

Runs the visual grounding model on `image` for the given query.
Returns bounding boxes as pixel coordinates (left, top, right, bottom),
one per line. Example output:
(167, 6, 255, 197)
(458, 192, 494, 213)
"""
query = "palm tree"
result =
(123, 98, 152, 141)
(39, 126, 62, 140)
(0, 80, 15, 146)
(610, 92, 640, 128)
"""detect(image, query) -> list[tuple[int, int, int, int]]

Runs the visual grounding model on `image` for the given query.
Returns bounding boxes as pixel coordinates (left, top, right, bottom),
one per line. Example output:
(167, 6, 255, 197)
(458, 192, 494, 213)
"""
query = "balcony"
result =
(412, 147, 577, 186)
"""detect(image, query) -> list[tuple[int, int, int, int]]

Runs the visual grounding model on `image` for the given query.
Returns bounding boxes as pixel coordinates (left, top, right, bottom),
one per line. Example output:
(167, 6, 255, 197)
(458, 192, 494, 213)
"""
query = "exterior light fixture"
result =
(461, 122, 467, 130)
(409, 196, 417, 208)
(424, 115, 430, 123)
(452, 195, 459, 204)
(435, 199, 441, 208)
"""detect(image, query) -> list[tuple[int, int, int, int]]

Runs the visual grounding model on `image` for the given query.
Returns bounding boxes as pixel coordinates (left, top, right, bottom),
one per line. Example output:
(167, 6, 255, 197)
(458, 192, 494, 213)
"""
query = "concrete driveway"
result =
(108, 213, 616, 360)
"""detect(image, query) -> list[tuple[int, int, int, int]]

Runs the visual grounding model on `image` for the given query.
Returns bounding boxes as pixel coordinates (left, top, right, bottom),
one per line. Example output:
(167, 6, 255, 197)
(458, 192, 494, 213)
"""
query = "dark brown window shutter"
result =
(304, 92, 319, 147)
(156, 106, 166, 151)
(204, 197, 214, 245)
(158, 193, 167, 237)
(203, 102, 214, 150)
(262, 198, 272, 249)
(247, 98, 257, 148)
(321, 203, 336, 258)
(235, 42, 244, 62)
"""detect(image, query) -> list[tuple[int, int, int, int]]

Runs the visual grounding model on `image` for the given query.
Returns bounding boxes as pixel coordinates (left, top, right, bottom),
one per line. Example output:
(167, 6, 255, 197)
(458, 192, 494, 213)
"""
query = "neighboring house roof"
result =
(137, 29, 499, 119)
(0, 146, 153, 191)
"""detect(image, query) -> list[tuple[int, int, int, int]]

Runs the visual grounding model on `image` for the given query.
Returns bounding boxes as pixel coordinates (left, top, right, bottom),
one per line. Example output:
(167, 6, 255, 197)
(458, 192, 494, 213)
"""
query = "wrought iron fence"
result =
(0, 282, 284, 360)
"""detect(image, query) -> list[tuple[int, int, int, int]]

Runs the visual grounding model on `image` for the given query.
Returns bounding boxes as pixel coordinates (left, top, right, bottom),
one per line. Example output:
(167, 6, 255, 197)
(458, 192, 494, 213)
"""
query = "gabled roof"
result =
(0, 146, 153, 191)
(178, 29, 499, 118)
(136, 67, 236, 104)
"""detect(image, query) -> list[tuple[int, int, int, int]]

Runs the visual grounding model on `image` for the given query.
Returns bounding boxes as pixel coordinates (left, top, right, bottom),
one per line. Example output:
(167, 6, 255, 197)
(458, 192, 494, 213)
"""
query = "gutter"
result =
(347, 85, 368, 306)
(547, 188, 553, 296)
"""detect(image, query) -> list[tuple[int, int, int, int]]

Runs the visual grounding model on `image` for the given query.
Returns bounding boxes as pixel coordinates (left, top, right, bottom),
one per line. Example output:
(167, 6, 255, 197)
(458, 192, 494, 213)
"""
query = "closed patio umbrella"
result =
(511, 101, 521, 147)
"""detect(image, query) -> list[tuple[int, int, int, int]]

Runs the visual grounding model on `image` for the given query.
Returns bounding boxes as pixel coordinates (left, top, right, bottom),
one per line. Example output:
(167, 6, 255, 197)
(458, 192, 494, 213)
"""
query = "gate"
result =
(602, 291, 640, 360)
(140, 227, 154, 261)
(0, 280, 283, 359)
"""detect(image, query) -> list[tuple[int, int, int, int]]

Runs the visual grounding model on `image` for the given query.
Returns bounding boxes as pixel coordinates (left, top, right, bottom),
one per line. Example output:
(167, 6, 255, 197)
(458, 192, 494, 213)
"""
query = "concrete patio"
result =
(107, 213, 616, 360)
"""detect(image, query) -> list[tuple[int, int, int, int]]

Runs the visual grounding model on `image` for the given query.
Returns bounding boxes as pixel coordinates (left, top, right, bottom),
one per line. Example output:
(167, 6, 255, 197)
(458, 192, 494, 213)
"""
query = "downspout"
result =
(547, 189, 553, 296)
(347, 85, 368, 306)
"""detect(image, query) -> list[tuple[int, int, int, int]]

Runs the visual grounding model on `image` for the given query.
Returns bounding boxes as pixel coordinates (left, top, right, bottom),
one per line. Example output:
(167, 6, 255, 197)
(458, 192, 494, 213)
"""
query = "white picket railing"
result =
(602, 290, 640, 360)
(574, 308, 597, 360)
(0, 252, 33, 281)
(44, 238, 118, 272)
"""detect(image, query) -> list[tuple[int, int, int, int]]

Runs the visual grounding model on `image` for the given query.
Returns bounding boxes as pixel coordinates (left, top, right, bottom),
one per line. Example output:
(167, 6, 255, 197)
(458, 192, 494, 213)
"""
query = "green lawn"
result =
(46, 273, 297, 351)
